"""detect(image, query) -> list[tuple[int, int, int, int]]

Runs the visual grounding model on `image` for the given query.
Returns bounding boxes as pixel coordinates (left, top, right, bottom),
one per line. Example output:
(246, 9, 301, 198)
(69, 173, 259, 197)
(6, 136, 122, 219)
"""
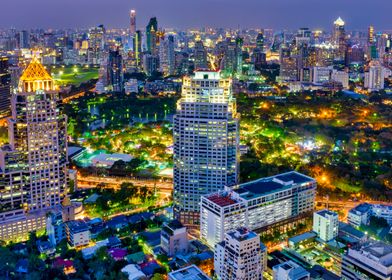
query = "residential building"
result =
(201, 171, 316, 247)
(331, 70, 349, 89)
(312, 66, 332, 84)
(168, 265, 211, 280)
(348, 203, 372, 227)
(173, 70, 239, 226)
(0, 56, 11, 118)
(372, 204, 392, 225)
(65, 220, 90, 247)
(161, 220, 189, 257)
(364, 60, 386, 92)
(108, 49, 123, 92)
(273, 261, 310, 280)
(215, 228, 263, 280)
(193, 39, 208, 70)
(342, 242, 392, 280)
(313, 209, 339, 242)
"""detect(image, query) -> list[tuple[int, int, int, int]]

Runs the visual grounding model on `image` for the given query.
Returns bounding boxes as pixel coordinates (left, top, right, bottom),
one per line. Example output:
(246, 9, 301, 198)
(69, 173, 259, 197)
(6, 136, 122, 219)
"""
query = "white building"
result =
(0, 58, 69, 242)
(200, 171, 316, 248)
(168, 265, 211, 280)
(364, 60, 386, 92)
(313, 209, 339, 242)
(348, 203, 372, 227)
(65, 220, 90, 247)
(331, 70, 349, 89)
(215, 228, 263, 280)
(161, 220, 188, 257)
(173, 71, 239, 226)
(342, 242, 392, 280)
(312, 66, 332, 84)
(273, 261, 310, 280)
(372, 204, 392, 225)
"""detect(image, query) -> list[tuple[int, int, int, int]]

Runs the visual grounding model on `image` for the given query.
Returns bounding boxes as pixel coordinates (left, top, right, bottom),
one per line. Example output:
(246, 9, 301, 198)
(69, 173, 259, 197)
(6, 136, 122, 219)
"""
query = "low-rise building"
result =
(348, 203, 372, 227)
(168, 265, 211, 280)
(161, 220, 189, 257)
(342, 241, 392, 280)
(65, 220, 90, 247)
(273, 261, 310, 280)
(200, 171, 316, 247)
(313, 209, 339, 242)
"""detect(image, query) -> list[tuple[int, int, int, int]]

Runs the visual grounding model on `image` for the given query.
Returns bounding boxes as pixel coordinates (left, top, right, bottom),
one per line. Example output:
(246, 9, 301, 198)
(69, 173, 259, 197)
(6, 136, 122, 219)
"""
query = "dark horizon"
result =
(1, 0, 391, 31)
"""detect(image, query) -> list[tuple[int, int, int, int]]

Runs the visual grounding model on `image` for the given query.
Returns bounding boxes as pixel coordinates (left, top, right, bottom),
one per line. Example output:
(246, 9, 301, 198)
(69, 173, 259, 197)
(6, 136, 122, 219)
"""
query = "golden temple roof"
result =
(20, 57, 53, 83)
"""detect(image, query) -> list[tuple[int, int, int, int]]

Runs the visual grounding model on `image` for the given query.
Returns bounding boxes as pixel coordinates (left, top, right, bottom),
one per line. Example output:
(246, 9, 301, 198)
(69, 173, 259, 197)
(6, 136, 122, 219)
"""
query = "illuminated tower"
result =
(193, 39, 208, 70)
(368, 25, 375, 45)
(130, 9, 136, 37)
(0, 58, 68, 242)
(0, 57, 11, 119)
(146, 17, 158, 55)
(173, 71, 239, 226)
(133, 30, 142, 67)
(332, 17, 347, 60)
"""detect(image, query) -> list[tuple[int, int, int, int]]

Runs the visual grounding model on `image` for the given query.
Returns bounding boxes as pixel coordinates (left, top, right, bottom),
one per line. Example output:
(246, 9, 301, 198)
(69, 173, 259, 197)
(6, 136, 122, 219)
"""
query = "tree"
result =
(151, 273, 165, 280)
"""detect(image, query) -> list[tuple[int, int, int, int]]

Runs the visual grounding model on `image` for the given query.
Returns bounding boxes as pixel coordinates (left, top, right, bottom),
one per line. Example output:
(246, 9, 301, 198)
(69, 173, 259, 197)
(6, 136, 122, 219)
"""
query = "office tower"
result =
(108, 49, 124, 92)
(173, 71, 239, 226)
(273, 261, 310, 280)
(256, 32, 264, 52)
(200, 171, 316, 247)
(368, 25, 375, 45)
(346, 45, 365, 65)
(88, 25, 106, 63)
(193, 39, 208, 70)
(159, 35, 175, 76)
(279, 44, 298, 82)
(332, 17, 347, 60)
(0, 58, 68, 242)
(311, 66, 332, 83)
(214, 228, 263, 280)
(161, 220, 189, 257)
(0, 57, 11, 119)
(295, 28, 311, 47)
(342, 242, 392, 280)
(331, 70, 349, 89)
(43, 32, 55, 49)
(133, 30, 142, 67)
(146, 17, 158, 55)
(130, 10, 136, 37)
(221, 37, 243, 75)
(19, 30, 30, 49)
(142, 54, 159, 76)
(364, 60, 386, 92)
(313, 210, 339, 242)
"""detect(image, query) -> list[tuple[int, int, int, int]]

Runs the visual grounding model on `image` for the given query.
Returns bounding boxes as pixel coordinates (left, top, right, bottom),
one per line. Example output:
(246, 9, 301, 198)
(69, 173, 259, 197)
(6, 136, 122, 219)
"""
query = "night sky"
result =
(1, 0, 391, 30)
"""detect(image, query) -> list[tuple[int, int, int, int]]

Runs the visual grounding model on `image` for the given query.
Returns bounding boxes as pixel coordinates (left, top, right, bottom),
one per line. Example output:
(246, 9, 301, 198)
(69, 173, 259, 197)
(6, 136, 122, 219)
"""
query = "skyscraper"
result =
(368, 25, 375, 45)
(193, 39, 208, 70)
(173, 71, 239, 226)
(130, 9, 136, 37)
(133, 30, 142, 67)
(214, 228, 263, 280)
(159, 35, 175, 76)
(364, 60, 386, 92)
(19, 30, 30, 49)
(108, 49, 124, 92)
(0, 57, 11, 119)
(146, 17, 158, 55)
(256, 32, 264, 51)
(0, 58, 68, 242)
(332, 17, 347, 60)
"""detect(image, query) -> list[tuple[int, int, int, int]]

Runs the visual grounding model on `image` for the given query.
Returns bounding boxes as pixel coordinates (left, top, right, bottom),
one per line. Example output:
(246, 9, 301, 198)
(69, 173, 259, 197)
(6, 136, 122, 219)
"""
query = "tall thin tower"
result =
(130, 9, 136, 36)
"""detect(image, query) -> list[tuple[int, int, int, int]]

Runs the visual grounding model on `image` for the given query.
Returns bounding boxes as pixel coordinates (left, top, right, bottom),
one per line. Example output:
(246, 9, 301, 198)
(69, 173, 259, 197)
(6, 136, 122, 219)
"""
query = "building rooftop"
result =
(349, 241, 392, 267)
(169, 265, 211, 280)
(315, 209, 338, 218)
(66, 220, 89, 233)
(206, 193, 238, 207)
(349, 203, 372, 214)
(227, 227, 258, 242)
(235, 171, 315, 200)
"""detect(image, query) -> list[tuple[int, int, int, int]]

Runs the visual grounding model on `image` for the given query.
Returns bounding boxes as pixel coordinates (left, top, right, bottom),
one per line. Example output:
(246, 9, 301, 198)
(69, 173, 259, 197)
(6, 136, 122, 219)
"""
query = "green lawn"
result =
(52, 66, 99, 86)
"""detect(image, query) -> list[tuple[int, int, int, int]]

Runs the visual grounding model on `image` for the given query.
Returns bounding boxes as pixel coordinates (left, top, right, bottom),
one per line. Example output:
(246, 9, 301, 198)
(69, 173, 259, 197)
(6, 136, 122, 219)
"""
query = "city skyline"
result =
(1, 0, 392, 30)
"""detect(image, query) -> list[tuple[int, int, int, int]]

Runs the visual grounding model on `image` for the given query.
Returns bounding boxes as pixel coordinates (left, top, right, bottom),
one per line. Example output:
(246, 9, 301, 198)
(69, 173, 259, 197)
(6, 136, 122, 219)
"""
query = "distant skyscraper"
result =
(159, 35, 175, 76)
(173, 71, 239, 226)
(88, 25, 106, 63)
(19, 30, 30, 49)
(130, 9, 136, 37)
(256, 32, 264, 51)
(332, 17, 347, 60)
(133, 30, 142, 67)
(0, 57, 11, 119)
(108, 49, 124, 92)
(368, 25, 375, 45)
(142, 53, 159, 76)
(215, 228, 263, 280)
(146, 17, 158, 55)
(364, 60, 386, 92)
(193, 39, 208, 70)
(0, 58, 68, 242)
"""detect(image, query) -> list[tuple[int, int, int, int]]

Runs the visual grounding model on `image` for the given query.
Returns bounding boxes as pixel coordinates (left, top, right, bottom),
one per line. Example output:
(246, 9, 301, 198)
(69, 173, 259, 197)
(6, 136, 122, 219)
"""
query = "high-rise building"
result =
(273, 261, 310, 280)
(0, 57, 11, 119)
(0, 58, 68, 242)
(364, 60, 386, 92)
(88, 25, 106, 64)
(133, 30, 142, 67)
(256, 32, 264, 52)
(19, 30, 30, 49)
(108, 49, 124, 92)
(313, 209, 339, 242)
(215, 228, 263, 280)
(279, 44, 298, 82)
(130, 10, 136, 37)
(161, 220, 189, 257)
(332, 17, 347, 60)
(173, 71, 239, 226)
(342, 242, 392, 280)
(146, 17, 158, 55)
(200, 171, 316, 247)
(368, 25, 375, 45)
(159, 35, 175, 76)
(142, 53, 159, 76)
(193, 39, 208, 70)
